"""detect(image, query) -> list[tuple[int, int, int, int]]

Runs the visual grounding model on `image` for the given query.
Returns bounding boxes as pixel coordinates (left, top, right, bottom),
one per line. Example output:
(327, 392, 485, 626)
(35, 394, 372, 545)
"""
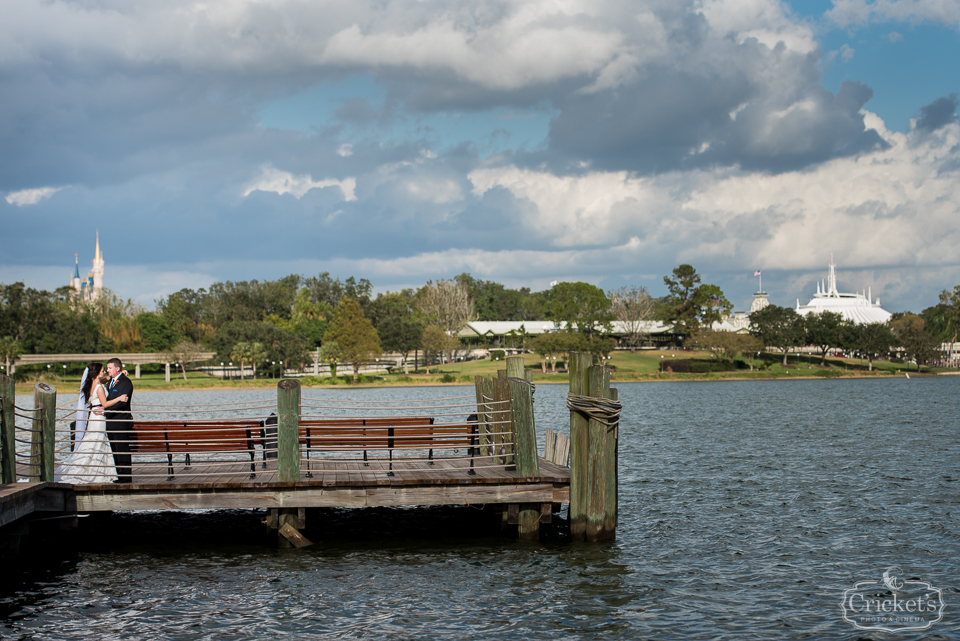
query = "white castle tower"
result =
(90, 231, 104, 300)
(68, 233, 105, 302)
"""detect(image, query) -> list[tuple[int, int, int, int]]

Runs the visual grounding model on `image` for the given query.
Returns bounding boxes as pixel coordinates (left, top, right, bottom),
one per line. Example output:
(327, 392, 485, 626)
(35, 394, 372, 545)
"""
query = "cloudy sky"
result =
(1, 0, 958, 313)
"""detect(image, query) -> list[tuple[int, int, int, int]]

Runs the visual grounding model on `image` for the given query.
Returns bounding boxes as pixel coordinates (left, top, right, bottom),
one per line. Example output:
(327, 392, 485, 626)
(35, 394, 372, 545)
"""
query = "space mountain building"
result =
(796, 261, 891, 325)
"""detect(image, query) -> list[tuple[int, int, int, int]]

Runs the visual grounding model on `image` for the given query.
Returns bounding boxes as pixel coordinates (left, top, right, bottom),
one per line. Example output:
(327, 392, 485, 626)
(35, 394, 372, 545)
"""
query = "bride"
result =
(55, 363, 128, 484)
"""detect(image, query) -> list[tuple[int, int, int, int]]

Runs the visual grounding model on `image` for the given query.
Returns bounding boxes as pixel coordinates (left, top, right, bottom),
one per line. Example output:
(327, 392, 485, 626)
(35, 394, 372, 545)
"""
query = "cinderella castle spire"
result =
(68, 234, 105, 302)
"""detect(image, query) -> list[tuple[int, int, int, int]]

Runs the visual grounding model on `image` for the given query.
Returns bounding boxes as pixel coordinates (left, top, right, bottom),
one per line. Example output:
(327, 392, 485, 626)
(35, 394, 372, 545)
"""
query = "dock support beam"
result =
(568, 352, 618, 542)
(509, 375, 540, 540)
(277, 379, 301, 482)
(1, 375, 15, 484)
(32, 383, 57, 482)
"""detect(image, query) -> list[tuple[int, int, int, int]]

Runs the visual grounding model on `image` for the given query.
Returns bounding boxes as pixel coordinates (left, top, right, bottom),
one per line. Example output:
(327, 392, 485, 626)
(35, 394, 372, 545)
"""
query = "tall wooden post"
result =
(585, 365, 610, 541)
(33, 383, 56, 482)
(277, 379, 301, 482)
(605, 387, 619, 536)
(506, 355, 524, 379)
(568, 352, 592, 540)
(164, 363, 171, 383)
(509, 377, 540, 540)
(492, 376, 513, 465)
(474, 376, 493, 457)
(1, 375, 15, 484)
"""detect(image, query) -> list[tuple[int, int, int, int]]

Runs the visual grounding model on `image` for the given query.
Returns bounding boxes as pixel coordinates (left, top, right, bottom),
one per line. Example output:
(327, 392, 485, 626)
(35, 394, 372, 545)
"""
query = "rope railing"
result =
(8, 378, 530, 485)
(301, 394, 476, 404)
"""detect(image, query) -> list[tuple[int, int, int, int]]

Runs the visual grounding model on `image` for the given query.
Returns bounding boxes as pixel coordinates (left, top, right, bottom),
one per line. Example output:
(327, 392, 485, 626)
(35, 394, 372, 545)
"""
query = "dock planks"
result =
(11, 455, 570, 513)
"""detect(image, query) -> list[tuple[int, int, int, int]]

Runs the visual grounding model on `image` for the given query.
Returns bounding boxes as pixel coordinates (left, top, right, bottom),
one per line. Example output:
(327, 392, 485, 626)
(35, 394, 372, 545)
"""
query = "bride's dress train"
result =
(55, 383, 118, 484)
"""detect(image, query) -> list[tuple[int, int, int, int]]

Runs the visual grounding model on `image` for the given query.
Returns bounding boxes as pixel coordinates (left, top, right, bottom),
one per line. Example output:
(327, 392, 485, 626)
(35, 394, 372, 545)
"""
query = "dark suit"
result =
(105, 373, 135, 483)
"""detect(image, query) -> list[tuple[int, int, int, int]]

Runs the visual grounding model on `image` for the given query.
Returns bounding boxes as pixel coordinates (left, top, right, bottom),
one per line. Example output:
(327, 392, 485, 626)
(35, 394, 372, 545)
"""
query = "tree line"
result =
(2, 267, 957, 376)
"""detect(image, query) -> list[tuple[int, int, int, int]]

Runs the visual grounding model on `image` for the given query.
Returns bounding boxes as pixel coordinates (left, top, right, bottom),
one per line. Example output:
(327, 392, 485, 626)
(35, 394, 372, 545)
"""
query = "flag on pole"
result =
(754, 270, 761, 276)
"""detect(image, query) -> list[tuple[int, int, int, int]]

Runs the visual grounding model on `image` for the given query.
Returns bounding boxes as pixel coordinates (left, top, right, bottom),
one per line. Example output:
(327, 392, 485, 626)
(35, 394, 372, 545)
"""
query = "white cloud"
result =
(243, 166, 357, 201)
(5, 186, 62, 206)
(469, 115, 960, 278)
(840, 44, 855, 62)
(828, 0, 960, 29)
(337, 144, 353, 157)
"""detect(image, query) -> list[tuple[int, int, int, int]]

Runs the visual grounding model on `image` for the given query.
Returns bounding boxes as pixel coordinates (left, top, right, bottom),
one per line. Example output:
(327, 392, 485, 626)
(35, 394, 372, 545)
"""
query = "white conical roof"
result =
(796, 262, 891, 324)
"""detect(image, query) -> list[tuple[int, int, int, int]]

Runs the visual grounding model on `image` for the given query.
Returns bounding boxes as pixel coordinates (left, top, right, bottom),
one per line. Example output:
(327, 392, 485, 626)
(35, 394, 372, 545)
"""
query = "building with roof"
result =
(795, 260, 891, 324)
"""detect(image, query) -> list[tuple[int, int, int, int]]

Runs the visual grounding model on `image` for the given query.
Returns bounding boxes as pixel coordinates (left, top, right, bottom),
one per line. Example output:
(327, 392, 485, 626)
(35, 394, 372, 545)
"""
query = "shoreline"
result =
(13, 370, 943, 394)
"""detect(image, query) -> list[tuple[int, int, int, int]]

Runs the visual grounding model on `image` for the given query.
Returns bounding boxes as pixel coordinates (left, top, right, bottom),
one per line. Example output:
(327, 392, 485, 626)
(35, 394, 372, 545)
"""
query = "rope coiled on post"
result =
(565, 393, 622, 426)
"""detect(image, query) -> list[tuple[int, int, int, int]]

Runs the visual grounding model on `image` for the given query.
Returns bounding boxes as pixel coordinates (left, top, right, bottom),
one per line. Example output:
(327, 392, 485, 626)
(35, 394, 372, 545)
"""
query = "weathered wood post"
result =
(1, 374, 15, 484)
(277, 378, 301, 482)
(606, 387, 619, 535)
(568, 353, 619, 542)
(32, 382, 56, 482)
(506, 355, 524, 379)
(568, 352, 592, 540)
(164, 363, 171, 383)
(508, 376, 540, 540)
(474, 376, 493, 457)
(492, 376, 513, 465)
(585, 365, 610, 541)
(276, 378, 307, 547)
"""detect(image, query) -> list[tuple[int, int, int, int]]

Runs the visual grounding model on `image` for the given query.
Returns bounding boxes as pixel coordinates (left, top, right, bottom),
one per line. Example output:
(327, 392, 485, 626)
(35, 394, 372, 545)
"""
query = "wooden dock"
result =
(1, 353, 618, 548)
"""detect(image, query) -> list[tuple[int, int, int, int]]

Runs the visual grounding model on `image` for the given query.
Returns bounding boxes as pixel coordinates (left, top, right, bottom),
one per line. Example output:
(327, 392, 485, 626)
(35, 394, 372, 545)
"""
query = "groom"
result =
(104, 357, 135, 483)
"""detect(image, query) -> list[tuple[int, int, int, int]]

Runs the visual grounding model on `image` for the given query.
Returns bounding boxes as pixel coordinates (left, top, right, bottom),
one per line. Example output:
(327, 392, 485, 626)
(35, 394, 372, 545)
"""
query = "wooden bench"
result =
(132, 420, 262, 480)
(299, 417, 479, 475)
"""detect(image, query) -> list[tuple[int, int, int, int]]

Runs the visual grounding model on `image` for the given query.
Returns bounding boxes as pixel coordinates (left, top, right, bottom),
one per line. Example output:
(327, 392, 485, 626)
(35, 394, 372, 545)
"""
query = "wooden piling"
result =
(492, 376, 513, 466)
(164, 363, 171, 383)
(568, 352, 592, 540)
(1, 375, 15, 484)
(605, 387, 619, 537)
(509, 376, 540, 540)
(474, 376, 493, 457)
(277, 379, 301, 482)
(506, 355, 524, 379)
(31, 383, 56, 482)
(585, 365, 609, 541)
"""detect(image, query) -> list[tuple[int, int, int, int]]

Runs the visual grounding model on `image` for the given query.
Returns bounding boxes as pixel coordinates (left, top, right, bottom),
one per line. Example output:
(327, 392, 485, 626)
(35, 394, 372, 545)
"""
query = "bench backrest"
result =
(299, 417, 477, 450)
(132, 420, 260, 453)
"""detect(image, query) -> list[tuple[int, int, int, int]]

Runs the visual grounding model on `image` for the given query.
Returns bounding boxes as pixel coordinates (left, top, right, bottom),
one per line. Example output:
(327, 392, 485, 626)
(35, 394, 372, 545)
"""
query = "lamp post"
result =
(660, 354, 665, 373)
(279, 361, 283, 379)
(221, 362, 224, 381)
(229, 361, 233, 381)
(272, 361, 276, 379)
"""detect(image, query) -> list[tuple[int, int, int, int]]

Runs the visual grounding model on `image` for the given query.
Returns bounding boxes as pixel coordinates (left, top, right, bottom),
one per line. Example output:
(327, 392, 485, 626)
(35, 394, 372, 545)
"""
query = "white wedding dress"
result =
(55, 383, 118, 484)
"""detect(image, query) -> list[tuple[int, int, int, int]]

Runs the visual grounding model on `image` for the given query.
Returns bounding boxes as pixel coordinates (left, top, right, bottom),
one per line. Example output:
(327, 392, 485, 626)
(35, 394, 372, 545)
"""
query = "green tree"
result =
(750, 304, 804, 365)
(247, 342, 267, 377)
(368, 291, 425, 374)
(421, 325, 458, 374)
(164, 341, 207, 382)
(325, 298, 382, 379)
(230, 341, 253, 379)
(662, 265, 732, 336)
(0, 336, 22, 374)
(547, 282, 613, 338)
(891, 313, 941, 372)
(137, 311, 175, 352)
(843, 322, 897, 371)
(318, 341, 343, 378)
(803, 311, 847, 365)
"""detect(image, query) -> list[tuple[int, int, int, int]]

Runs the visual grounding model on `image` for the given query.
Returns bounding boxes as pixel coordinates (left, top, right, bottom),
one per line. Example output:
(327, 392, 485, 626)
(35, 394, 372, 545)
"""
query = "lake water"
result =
(3, 378, 959, 639)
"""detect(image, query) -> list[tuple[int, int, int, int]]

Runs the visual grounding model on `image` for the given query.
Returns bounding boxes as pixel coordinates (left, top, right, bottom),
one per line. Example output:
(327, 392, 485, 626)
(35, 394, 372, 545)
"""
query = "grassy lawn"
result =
(13, 351, 950, 394)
